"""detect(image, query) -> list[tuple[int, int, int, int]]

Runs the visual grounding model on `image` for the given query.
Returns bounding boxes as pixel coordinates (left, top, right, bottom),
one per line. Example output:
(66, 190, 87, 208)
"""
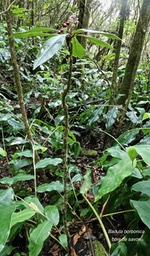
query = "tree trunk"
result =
(77, 0, 92, 48)
(117, 0, 150, 133)
(6, 4, 34, 143)
(110, 0, 129, 105)
(118, 0, 150, 107)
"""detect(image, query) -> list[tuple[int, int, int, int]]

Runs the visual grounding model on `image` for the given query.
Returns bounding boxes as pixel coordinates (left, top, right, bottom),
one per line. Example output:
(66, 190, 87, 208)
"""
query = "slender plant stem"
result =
(62, 36, 73, 253)
(1, 125, 9, 164)
(30, 142, 37, 197)
(6, 6, 34, 144)
(102, 209, 135, 218)
(83, 194, 112, 250)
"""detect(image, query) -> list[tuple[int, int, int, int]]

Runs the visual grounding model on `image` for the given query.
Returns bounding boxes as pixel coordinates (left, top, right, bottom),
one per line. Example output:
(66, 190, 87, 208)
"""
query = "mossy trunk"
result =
(110, 0, 129, 104)
(118, 0, 150, 107)
(77, 0, 92, 48)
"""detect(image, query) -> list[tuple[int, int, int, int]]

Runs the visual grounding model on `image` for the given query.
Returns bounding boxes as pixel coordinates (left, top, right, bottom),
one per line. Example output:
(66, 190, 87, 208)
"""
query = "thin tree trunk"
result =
(110, 0, 128, 104)
(118, 0, 150, 107)
(6, 5, 34, 143)
(117, 0, 150, 132)
(77, 0, 92, 48)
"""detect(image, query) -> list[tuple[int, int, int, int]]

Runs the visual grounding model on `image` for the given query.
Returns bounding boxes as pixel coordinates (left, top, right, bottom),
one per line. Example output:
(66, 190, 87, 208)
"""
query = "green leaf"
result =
(95, 154, 135, 201)
(132, 180, 150, 196)
(117, 129, 139, 145)
(75, 28, 121, 40)
(0, 147, 7, 157)
(132, 145, 150, 165)
(35, 157, 62, 169)
(110, 242, 127, 256)
(81, 35, 113, 49)
(9, 137, 27, 145)
(142, 112, 150, 121)
(131, 200, 150, 229)
(105, 107, 118, 128)
(10, 208, 36, 228)
(59, 234, 67, 248)
(106, 146, 126, 159)
(24, 197, 44, 214)
(72, 37, 85, 58)
(0, 188, 14, 203)
(37, 181, 64, 193)
(33, 34, 67, 69)
(93, 240, 106, 256)
(127, 147, 138, 162)
(28, 220, 52, 256)
(9, 159, 32, 170)
(0, 204, 16, 252)
(0, 174, 34, 185)
(14, 27, 58, 38)
(33, 145, 47, 153)
(80, 169, 92, 194)
(13, 150, 33, 159)
(0, 245, 14, 256)
(44, 205, 59, 225)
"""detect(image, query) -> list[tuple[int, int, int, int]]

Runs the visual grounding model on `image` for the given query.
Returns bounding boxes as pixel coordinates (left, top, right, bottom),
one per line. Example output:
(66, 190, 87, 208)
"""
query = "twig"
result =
(0, 0, 17, 15)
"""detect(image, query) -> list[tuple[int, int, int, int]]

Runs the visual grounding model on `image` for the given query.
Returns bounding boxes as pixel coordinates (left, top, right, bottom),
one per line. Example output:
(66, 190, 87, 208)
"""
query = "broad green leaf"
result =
(0, 147, 7, 157)
(44, 205, 59, 225)
(71, 173, 82, 183)
(142, 112, 150, 121)
(95, 155, 135, 201)
(59, 234, 67, 248)
(110, 242, 127, 256)
(14, 32, 55, 37)
(80, 169, 92, 194)
(24, 197, 44, 213)
(37, 181, 64, 193)
(0, 245, 14, 256)
(131, 200, 150, 229)
(14, 27, 58, 38)
(0, 113, 12, 121)
(0, 188, 14, 203)
(117, 129, 139, 145)
(143, 168, 150, 177)
(33, 34, 67, 69)
(28, 220, 52, 256)
(132, 145, 150, 165)
(106, 146, 126, 159)
(132, 180, 150, 196)
(127, 147, 138, 161)
(35, 157, 62, 169)
(33, 145, 47, 153)
(9, 159, 32, 170)
(0, 204, 16, 252)
(0, 174, 34, 185)
(13, 150, 33, 159)
(9, 137, 27, 145)
(105, 107, 118, 128)
(81, 35, 113, 49)
(72, 37, 85, 58)
(93, 240, 106, 256)
(10, 208, 36, 228)
(75, 28, 120, 40)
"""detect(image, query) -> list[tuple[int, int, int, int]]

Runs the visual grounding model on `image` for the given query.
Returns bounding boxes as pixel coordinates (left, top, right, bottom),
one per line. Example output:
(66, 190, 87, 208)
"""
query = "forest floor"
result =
(0, 123, 127, 256)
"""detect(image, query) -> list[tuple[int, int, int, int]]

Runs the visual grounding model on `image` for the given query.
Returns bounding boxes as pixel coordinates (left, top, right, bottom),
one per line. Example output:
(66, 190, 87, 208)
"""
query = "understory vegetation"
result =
(0, 0, 150, 255)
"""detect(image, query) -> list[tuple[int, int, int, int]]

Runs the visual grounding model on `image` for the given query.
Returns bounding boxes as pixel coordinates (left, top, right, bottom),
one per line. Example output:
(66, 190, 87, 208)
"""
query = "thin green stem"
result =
(1, 125, 9, 164)
(83, 194, 111, 250)
(31, 142, 37, 197)
(102, 209, 135, 218)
